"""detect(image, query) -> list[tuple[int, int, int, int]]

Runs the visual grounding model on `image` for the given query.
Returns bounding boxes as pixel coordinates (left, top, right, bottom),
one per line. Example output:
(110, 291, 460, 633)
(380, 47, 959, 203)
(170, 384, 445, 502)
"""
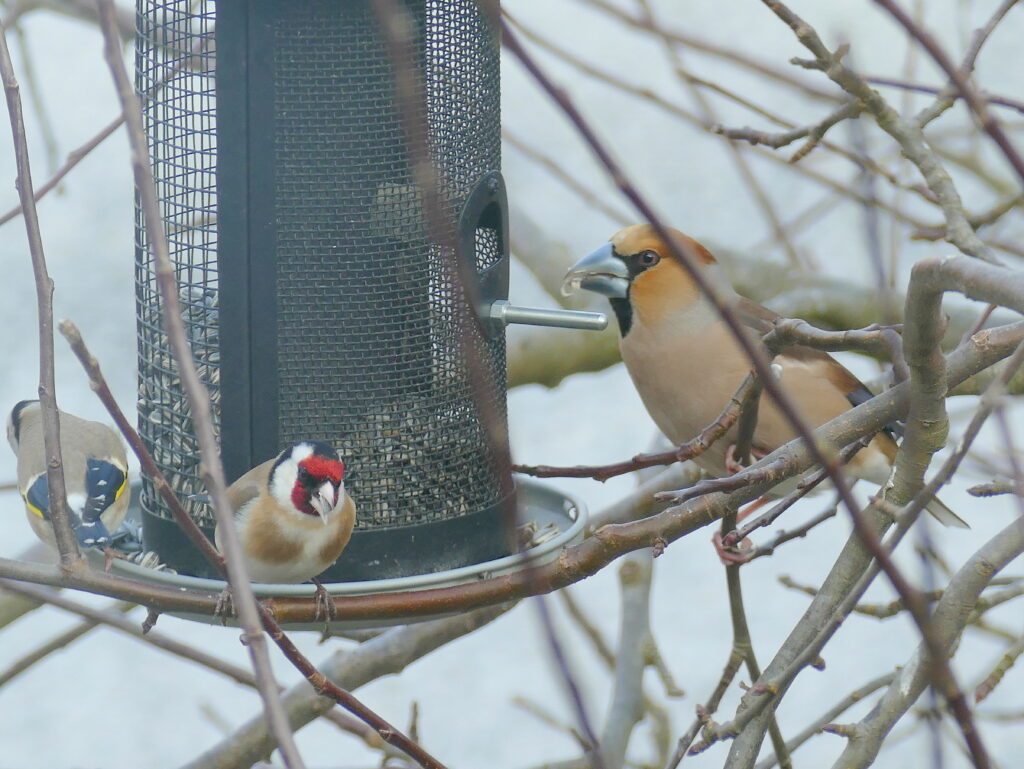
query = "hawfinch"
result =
(563, 224, 967, 528)
(6, 400, 130, 548)
(216, 440, 356, 584)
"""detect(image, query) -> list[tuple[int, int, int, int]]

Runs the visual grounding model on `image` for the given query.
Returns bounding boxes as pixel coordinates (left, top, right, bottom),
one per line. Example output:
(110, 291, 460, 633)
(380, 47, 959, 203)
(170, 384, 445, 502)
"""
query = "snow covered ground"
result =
(1, 1, 1023, 767)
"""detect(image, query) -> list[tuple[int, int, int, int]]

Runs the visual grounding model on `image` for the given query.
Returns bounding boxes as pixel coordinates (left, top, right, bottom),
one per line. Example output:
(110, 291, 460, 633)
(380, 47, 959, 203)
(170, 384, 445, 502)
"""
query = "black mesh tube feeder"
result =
(130, 0, 603, 608)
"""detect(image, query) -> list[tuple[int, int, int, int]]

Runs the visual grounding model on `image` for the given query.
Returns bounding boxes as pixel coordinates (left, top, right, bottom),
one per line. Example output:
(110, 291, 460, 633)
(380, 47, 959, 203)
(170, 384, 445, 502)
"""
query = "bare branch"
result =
(600, 552, 654, 769)
(95, 2, 304, 757)
(912, 194, 1023, 243)
(974, 635, 1024, 704)
(832, 515, 1024, 767)
(514, 374, 758, 481)
(1, 320, 1020, 625)
(752, 673, 897, 769)
(183, 606, 508, 769)
(0, 595, 132, 688)
(0, 17, 80, 565)
(504, 130, 631, 226)
(874, 0, 1024, 185)
(713, 100, 863, 163)
(634, 0, 803, 266)
(93, 2, 445, 764)
(867, 76, 1024, 117)
(761, 0, 997, 261)
(581, 0, 840, 102)
(0, 580, 260, 689)
(0, 114, 123, 228)
(725, 317, 1024, 767)
(912, 0, 1021, 126)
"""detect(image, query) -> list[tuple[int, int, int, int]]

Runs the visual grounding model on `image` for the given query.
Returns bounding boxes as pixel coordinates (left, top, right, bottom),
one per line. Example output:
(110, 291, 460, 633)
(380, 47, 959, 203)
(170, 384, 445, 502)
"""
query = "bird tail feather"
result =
(925, 495, 969, 528)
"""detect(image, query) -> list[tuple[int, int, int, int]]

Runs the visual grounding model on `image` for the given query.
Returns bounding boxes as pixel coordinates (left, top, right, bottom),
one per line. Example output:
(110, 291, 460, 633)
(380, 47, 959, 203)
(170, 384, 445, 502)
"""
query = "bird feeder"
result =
(133, 0, 602, 587)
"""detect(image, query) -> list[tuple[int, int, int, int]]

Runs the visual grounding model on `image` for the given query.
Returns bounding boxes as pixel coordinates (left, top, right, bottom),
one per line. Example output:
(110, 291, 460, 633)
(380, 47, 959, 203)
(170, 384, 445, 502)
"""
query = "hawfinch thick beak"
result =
(310, 481, 337, 524)
(561, 242, 630, 299)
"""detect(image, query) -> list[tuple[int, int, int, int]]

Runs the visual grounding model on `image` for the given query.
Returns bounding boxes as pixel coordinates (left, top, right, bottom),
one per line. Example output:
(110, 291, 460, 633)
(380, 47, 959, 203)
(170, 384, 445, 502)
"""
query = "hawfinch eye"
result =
(639, 250, 660, 268)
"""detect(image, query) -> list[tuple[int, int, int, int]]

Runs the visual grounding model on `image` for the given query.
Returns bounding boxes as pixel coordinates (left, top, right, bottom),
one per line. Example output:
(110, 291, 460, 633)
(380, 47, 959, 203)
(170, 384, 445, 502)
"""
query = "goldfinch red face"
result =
(269, 441, 345, 523)
(563, 224, 715, 333)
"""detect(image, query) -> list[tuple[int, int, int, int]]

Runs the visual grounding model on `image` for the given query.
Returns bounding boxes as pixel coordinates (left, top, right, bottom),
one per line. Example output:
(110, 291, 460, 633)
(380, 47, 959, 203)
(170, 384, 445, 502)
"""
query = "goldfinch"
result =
(6, 400, 130, 548)
(216, 440, 356, 584)
(563, 225, 967, 529)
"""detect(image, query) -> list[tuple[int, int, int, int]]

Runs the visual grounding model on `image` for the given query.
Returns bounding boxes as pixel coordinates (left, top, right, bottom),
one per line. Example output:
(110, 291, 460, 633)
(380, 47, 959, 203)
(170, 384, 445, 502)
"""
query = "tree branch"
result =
(761, 0, 997, 261)
(182, 606, 508, 769)
(1, 320, 1020, 624)
(832, 515, 1024, 767)
(0, 16, 80, 566)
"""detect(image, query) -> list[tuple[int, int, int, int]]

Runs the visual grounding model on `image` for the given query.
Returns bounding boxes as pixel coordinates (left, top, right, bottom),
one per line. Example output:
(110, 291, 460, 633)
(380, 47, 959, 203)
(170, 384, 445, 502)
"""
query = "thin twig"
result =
(867, 76, 1024, 117)
(727, 440, 869, 548)
(744, 503, 839, 561)
(0, 17, 80, 566)
(752, 673, 898, 769)
(974, 635, 1024, 704)
(0, 596, 133, 688)
(93, 3, 306, 765)
(503, 129, 631, 226)
(0, 114, 123, 227)
(664, 650, 745, 768)
(59, 321, 446, 769)
(0, 579, 260, 688)
(514, 374, 758, 481)
(6, 319, 1014, 625)
(763, 0, 998, 262)
(967, 479, 1016, 497)
(581, 0, 839, 102)
(633, 0, 802, 266)
(714, 100, 862, 163)
(873, 0, 1024, 186)
(913, 0, 1022, 127)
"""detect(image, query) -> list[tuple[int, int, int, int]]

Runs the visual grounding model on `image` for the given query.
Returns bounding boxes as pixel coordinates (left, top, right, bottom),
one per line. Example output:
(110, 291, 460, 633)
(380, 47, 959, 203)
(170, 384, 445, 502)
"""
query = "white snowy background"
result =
(1, 1, 1023, 767)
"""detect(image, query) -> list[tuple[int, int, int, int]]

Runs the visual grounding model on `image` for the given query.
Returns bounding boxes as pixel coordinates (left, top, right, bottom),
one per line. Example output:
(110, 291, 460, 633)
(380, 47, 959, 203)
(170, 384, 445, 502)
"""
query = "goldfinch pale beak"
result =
(561, 242, 630, 298)
(310, 482, 337, 523)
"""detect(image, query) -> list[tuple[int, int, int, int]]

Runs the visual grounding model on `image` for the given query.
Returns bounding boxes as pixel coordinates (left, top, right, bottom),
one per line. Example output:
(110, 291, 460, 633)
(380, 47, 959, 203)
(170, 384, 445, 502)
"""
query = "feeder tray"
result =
(94, 477, 586, 631)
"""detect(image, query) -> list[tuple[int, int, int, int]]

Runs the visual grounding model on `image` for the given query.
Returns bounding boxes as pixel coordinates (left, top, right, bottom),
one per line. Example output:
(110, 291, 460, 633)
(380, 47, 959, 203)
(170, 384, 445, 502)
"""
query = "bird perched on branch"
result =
(6, 399, 130, 549)
(216, 440, 356, 588)
(563, 224, 966, 556)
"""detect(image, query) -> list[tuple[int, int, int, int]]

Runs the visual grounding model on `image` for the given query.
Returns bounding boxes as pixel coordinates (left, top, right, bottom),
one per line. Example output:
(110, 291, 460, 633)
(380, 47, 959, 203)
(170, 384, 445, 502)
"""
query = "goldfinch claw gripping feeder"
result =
(133, 0, 602, 603)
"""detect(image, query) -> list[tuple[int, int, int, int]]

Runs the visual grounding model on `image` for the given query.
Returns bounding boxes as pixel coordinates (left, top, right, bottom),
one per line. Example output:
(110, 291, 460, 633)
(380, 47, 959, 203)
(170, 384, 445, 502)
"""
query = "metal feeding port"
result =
(133, 0, 601, 593)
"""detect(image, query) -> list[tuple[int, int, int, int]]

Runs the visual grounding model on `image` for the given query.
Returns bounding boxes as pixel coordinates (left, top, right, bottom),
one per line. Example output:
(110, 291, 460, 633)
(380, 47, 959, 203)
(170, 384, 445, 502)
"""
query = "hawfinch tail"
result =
(563, 224, 967, 528)
(216, 440, 356, 584)
(6, 400, 130, 548)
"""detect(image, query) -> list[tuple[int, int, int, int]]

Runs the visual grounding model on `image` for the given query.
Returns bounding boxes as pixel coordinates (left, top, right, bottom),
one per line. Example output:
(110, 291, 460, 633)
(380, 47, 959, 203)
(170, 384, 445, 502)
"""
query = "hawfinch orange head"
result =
(563, 225, 728, 332)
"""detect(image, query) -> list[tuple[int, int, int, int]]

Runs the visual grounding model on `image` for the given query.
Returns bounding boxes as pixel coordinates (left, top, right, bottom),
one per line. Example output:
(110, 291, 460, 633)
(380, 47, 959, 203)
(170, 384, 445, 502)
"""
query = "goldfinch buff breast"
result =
(216, 440, 357, 584)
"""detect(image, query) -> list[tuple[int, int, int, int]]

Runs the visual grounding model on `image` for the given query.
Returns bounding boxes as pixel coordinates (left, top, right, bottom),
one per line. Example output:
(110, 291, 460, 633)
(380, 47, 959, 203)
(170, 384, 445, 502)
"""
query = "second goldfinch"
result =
(563, 224, 967, 528)
(215, 440, 356, 584)
(6, 400, 130, 548)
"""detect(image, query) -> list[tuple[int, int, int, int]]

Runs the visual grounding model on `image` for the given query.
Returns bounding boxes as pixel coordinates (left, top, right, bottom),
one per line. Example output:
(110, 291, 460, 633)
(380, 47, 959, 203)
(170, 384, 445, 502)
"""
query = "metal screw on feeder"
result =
(124, 0, 596, 626)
